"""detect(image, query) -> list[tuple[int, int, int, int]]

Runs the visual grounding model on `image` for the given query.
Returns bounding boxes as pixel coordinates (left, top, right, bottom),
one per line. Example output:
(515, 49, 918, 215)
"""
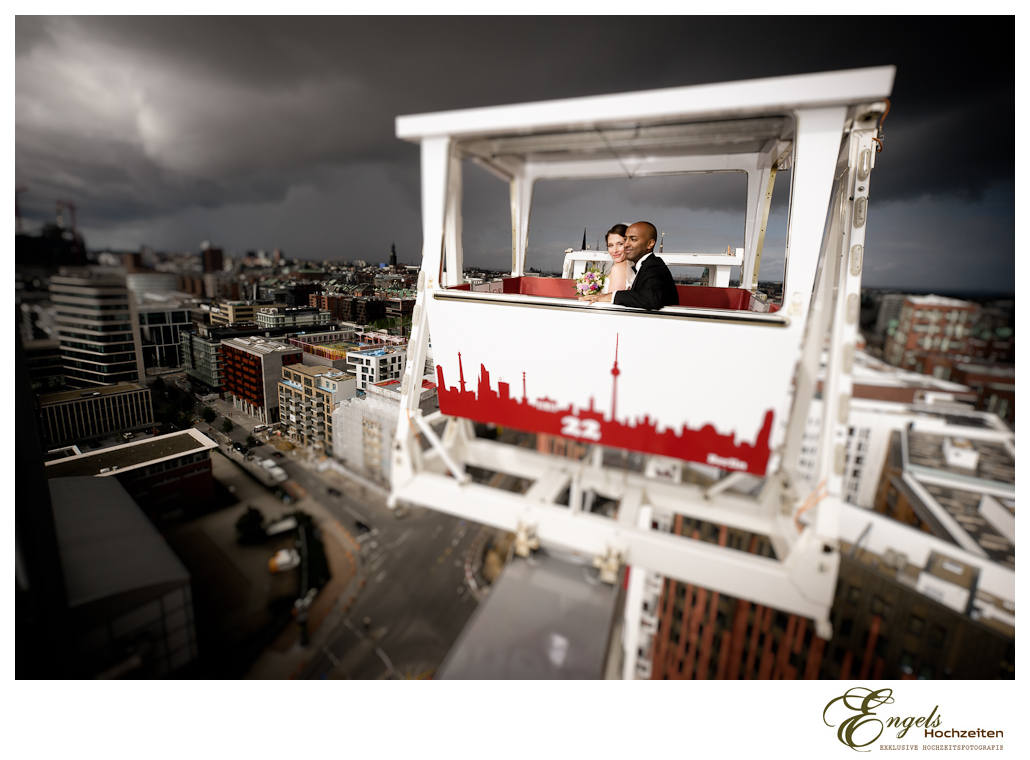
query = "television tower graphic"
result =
(435, 340, 774, 475)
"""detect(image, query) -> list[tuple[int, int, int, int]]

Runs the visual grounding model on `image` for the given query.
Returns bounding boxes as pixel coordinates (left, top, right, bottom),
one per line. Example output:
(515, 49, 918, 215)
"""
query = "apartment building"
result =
(221, 337, 302, 423)
(332, 378, 437, 482)
(278, 364, 356, 456)
(884, 295, 979, 374)
(347, 346, 406, 390)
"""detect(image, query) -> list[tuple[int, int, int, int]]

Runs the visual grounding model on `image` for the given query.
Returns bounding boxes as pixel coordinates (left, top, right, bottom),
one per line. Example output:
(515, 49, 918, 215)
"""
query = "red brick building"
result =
(221, 337, 302, 423)
(884, 295, 979, 375)
(951, 362, 1015, 424)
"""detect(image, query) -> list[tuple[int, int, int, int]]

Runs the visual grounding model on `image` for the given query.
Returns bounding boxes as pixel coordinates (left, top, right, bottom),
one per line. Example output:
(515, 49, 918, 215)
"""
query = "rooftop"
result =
(284, 363, 352, 380)
(919, 484, 1014, 569)
(221, 336, 301, 354)
(44, 428, 216, 479)
(49, 476, 190, 608)
(906, 294, 977, 308)
(839, 504, 1014, 635)
(437, 550, 619, 678)
(397, 66, 894, 144)
(906, 429, 1015, 486)
(40, 383, 148, 406)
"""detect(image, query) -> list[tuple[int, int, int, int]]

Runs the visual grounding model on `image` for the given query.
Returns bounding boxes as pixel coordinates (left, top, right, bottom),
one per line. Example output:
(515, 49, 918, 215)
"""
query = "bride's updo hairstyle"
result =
(605, 223, 628, 244)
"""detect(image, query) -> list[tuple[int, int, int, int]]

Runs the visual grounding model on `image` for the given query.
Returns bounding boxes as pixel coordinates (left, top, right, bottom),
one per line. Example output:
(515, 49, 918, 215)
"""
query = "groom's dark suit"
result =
(613, 252, 679, 310)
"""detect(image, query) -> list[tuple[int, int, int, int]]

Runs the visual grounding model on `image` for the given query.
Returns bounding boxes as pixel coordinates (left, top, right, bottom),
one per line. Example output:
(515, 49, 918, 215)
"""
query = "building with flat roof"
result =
(45, 428, 218, 519)
(208, 300, 276, 327)
(221, 337, 302, 423)
(332, 377, 437, 482)
(181, 323, 341, 394)
(50, 269, 145, 387)
(348, 345, 407, 390)
(278, 363, 356, 456)
(796, 350, 994, 509)
(255, 305, 331, 329)
(49, 476, 197, 676)
(873, 418, 1014, 570)
(38, 382, 154, 447)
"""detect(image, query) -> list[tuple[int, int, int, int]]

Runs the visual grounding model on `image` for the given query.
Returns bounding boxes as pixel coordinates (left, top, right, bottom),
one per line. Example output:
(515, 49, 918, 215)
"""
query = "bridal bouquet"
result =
(575, 268, 607, 297)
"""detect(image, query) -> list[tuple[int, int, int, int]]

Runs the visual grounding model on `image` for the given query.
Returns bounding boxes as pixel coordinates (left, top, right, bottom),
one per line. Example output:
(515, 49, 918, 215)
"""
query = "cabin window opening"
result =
(455, 156, 793, 312)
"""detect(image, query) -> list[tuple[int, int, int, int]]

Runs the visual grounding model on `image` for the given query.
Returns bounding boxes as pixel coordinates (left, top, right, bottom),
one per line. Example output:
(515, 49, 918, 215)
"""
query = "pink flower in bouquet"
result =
(576, 268, 606, 297)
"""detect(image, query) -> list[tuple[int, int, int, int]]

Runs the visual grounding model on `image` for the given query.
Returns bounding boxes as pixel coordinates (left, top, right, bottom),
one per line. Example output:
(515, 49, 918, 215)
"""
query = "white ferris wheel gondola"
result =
(389, 67, 894, 650)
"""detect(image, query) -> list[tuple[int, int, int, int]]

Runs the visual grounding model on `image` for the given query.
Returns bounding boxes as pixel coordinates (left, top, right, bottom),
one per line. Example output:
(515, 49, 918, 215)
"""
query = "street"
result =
(197, 398, 485, 679)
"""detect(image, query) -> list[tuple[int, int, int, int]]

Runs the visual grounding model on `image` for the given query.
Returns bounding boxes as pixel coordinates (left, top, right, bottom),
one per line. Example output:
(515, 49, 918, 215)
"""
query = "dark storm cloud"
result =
(15, 15, 1013, 290)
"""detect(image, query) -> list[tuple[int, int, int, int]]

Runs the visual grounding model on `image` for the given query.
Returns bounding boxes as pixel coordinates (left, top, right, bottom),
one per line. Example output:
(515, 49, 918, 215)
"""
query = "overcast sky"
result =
(15, 16, 1014, 292)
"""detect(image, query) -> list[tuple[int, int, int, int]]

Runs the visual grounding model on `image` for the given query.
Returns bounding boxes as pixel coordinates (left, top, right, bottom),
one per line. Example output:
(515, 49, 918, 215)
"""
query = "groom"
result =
(585, 221, 679, 310)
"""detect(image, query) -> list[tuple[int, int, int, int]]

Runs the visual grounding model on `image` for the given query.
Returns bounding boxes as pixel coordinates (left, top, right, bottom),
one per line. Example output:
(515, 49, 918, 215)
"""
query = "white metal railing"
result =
(561, 248, 744, 287)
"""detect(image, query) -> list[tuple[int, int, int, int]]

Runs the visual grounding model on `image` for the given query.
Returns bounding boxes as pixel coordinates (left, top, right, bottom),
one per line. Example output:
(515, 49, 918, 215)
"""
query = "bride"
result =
(602, 223, 631, 294)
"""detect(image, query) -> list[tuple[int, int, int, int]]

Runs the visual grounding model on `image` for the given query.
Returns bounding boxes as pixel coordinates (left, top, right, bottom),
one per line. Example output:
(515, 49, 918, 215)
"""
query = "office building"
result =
(24, 338, 65, 393)
(135, 294, 194, 370)
(50, 270, 145, 387)
(38, 383, 154, 447)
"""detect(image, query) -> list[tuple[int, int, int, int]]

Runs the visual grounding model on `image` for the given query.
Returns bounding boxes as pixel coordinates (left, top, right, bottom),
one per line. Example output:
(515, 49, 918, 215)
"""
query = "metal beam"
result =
(393, 472, 834, 625)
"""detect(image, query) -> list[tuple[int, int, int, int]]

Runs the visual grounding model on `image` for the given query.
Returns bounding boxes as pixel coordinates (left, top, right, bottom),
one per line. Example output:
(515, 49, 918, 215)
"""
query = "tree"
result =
(201, 407, 217, 424)
(222, 418, 235, 435)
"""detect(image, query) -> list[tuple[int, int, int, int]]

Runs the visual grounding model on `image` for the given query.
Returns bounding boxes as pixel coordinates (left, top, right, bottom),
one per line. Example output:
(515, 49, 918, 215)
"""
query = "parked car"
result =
(268, 548, 300, 573)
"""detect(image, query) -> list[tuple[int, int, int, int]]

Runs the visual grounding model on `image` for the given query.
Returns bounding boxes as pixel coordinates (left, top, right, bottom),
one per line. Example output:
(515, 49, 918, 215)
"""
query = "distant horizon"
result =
(27, 239, 1014, 302)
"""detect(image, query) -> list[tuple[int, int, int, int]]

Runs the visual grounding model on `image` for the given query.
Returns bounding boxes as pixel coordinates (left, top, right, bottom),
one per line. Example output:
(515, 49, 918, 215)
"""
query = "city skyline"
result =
(15, 16, 1014, 292)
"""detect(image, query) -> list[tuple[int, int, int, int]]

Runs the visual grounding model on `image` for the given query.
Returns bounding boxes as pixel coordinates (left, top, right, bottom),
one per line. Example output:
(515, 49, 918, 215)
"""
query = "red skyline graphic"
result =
(435, 338, 774, 475)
